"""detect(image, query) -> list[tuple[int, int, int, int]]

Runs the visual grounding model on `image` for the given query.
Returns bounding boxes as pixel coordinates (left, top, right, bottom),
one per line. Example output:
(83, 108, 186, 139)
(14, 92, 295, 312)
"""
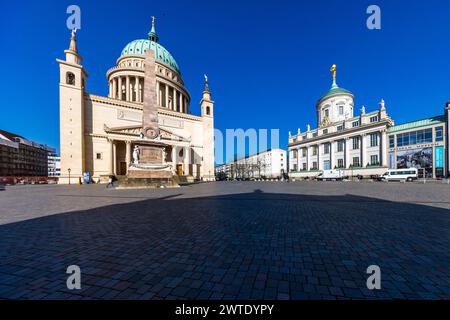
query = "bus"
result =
(379, 168, 418, 182)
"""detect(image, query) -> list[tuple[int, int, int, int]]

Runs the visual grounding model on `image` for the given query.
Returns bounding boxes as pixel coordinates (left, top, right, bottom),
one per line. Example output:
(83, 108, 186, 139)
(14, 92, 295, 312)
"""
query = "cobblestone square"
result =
(0, 181, 449, 300)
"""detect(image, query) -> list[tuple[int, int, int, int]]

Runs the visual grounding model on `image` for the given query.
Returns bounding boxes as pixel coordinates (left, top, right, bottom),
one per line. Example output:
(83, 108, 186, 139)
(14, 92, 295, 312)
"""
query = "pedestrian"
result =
(107, 175, 114, 188)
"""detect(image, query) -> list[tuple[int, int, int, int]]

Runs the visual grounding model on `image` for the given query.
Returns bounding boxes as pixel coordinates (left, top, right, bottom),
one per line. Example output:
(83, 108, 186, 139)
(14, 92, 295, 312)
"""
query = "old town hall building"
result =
(288, 65, 394, 179)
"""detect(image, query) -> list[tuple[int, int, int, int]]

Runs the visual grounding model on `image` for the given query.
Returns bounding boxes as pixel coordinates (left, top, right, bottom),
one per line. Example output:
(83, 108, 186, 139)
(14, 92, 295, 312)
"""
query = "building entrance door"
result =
(176, 164, 183, 176)
(119, 162, 127, 175)
(323, 160, 331, 170)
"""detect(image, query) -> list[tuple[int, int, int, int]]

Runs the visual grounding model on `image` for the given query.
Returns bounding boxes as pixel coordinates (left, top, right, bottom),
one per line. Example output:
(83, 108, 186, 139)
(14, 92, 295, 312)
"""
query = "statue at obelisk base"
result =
(120, 49, 177, 187)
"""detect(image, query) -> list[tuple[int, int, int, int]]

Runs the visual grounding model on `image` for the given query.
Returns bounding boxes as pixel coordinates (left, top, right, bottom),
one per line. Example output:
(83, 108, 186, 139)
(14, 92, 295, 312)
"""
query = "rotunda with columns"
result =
(106, 18, 190, 113)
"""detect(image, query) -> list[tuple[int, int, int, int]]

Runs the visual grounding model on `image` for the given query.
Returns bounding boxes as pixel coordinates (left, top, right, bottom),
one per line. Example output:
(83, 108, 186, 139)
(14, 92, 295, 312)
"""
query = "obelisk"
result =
(142, 49, 159, 140)
(134, 49, 166, 165)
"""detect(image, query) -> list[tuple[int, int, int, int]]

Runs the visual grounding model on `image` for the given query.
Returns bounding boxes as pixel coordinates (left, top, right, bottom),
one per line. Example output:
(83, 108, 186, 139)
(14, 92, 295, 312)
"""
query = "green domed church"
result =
(57, 18, 215, 184)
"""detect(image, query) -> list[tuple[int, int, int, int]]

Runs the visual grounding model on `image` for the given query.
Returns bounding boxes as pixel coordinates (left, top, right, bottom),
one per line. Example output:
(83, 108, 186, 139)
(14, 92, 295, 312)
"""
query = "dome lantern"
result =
(148, 16, 159, 42)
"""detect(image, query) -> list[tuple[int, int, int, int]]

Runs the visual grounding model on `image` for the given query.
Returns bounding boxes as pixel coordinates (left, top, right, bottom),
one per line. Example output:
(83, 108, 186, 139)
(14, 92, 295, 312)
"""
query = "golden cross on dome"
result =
(151, 16, 155, 28)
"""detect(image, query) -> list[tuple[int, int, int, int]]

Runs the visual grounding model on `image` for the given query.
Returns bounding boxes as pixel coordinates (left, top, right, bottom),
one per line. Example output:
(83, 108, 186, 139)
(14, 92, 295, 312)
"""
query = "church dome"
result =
(318, 85, 353, 103)
(317, 65, 353, 105)
(120, 20, 180, 73)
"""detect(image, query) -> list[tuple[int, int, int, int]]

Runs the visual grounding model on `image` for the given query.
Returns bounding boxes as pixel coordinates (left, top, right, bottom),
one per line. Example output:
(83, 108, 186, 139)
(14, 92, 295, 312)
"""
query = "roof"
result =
(387, 115, 446, 134)
(119, 22, 180, 73)
(0, 129, 24, 141)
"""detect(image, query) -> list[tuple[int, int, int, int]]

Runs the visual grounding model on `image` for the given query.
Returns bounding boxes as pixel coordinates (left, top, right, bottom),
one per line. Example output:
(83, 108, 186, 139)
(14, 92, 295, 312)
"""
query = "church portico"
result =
(96, 135, 200, 181)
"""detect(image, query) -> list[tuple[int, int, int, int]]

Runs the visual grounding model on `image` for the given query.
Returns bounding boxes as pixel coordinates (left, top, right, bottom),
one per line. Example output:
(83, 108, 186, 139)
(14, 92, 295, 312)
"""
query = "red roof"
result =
(0, 129, 25, 141)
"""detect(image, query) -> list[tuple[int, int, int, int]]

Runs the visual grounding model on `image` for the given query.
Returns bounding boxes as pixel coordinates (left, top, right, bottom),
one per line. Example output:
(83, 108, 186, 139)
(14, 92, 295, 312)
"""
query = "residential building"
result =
(215, 149, 287, 180)
(0, 130, 53, 177)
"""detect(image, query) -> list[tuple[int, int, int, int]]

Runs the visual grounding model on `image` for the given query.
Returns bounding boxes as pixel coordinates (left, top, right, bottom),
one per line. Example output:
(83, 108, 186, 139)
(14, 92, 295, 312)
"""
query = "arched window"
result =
(206, 106, 210, 115)
(66, 72, 75, 85)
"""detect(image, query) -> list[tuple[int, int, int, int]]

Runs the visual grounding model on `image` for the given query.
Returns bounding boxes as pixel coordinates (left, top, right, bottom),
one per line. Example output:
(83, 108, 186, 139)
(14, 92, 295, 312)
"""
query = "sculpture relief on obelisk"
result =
(142, 49, 160, 139)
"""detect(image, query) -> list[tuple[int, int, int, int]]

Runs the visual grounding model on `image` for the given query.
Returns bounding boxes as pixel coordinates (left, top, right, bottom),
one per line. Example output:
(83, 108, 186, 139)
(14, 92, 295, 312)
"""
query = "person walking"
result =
(107, 175, 114, 188)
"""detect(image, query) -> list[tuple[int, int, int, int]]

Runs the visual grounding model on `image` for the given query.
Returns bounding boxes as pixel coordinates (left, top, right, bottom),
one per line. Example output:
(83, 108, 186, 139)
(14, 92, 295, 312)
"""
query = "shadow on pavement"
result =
(0, 189, 449, 300)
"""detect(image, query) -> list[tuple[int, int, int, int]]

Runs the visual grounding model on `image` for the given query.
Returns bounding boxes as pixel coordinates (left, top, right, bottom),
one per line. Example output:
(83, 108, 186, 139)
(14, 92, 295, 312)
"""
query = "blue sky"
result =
(1, 0, 450, 161)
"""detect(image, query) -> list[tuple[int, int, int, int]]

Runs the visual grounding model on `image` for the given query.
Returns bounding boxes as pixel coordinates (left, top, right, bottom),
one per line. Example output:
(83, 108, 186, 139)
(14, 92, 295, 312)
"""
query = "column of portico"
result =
(179, 91, 183, 113)
(125, 141, 131, 173)
(345, 137, 351, 168)
(108, 139, 114, 175)
(108, 81, 112, 98)
(126, 76, 130, 101)
(118, 77, 122, 100)
(380, 130, 387, 166)
(165, 84, 169, 108)
(361, 134, 366, 167)
(112, 141, 117, 175)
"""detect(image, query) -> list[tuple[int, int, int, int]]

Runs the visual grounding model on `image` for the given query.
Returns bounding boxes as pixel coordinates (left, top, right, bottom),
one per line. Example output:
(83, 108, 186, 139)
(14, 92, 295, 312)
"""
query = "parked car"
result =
(378, 168, 418, 182)
(317, 169, 347, 181)
(0, 182, 5, 191)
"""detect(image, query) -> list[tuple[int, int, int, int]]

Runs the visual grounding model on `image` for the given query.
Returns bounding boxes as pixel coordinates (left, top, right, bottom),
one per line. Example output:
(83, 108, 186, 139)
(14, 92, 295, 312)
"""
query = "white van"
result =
(317, 169, 346, 181)
(379, 168, 418, 182)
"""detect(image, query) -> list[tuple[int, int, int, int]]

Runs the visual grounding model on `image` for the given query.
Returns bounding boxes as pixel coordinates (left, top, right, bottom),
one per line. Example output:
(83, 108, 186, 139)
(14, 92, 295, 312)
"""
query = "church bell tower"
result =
(56, 29, 88, 184)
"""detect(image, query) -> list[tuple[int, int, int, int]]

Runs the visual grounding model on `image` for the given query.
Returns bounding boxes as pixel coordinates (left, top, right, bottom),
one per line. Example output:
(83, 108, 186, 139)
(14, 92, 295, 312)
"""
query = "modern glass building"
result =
(387, 115, 446, 178)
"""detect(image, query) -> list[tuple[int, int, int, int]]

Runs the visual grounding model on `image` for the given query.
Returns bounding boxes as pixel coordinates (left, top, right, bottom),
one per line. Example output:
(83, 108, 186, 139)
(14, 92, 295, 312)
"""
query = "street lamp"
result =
(68, 168, 71, 185)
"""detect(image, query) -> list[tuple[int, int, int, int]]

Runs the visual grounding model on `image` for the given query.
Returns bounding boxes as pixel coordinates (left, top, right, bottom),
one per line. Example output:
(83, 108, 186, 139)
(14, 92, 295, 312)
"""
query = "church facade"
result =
(57, 19, 215, 184)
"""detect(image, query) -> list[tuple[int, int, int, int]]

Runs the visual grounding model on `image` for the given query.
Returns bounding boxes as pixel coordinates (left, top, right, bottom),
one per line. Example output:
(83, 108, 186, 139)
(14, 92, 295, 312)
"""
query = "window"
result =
(337, 125, 344, 132)
(312, 162, 318, 170)
(302, 135, 307, 140)
(370, 115, 379, 123)
(66, 72, 75, 85)
(313, 132, 318, 138)
(325, 109, 329, 117)
(389, 135, 395, 148)
(302, 163, 307, 171)
(312, 146, 317, 156)
(337, 140, 344, 152)
(323, 129, 328, 135)
(352, 137, 360, 150)
(337, 159, 344, 168)
(370, 133, 379, 147)
(436, 126, 443, 142)
(338, 106, 344, 115)
(293, 150, 298, 158)
(370, 155, 379, 166)
(352, 157, 360, 167)
(396, 128, 433, 147)
(302, 148, 307, 157)
(206, 106, 210, 115)
(324, 144, 330, 154)
(96, 153, 102, 160)
(352, 121, 359, 127)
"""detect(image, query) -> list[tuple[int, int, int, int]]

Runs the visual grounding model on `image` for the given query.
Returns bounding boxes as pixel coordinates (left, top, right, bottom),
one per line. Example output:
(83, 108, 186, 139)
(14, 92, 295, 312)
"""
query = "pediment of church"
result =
(103, 124, 191, 142)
